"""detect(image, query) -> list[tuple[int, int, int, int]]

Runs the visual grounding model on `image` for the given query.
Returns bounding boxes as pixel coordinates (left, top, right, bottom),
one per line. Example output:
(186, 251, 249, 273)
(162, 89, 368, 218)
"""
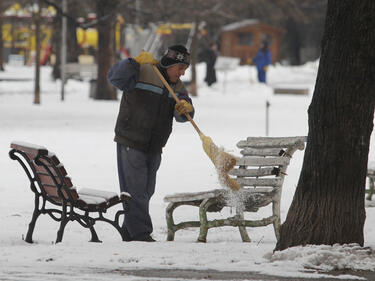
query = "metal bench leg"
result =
(166, 202, 177, 241)
(56, 219, 68, 243)
(82, 214, 101, 243)
(113, 210, 131, 241)
(56, 205, 69, 244)
(198, 198, 215, 243)
(96, 210, 130, 242)
(89, 226, 101, 243)
(236, 208, 251, 242)
(25, 194, 41, 243)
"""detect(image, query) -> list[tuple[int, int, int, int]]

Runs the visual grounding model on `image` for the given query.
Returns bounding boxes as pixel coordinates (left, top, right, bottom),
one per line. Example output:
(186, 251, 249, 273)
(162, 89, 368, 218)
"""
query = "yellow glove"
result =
(133, 50, 158, 65)
(264, 65, 269, 72)
(247, 58, 253, 65)
(175, 100, 193, 115)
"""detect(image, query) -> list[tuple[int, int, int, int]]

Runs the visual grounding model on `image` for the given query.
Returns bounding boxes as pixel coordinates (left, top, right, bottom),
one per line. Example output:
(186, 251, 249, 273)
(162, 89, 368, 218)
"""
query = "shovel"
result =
(152, 65, 241, 191)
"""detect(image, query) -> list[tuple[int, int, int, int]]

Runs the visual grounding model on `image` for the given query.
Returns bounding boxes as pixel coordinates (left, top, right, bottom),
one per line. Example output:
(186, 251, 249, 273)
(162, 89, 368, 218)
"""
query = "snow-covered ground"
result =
(1, 62, 375, 280)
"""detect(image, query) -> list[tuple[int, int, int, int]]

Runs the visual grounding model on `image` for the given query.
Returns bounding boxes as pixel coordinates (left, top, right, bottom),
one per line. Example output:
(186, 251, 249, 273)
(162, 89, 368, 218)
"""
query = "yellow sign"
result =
(157, 23, 193, 35)
(2, 23, 52, 51)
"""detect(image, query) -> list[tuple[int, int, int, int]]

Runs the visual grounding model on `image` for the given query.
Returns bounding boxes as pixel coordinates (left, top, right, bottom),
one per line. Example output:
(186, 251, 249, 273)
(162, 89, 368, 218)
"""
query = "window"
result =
(237, 32, 253, 46)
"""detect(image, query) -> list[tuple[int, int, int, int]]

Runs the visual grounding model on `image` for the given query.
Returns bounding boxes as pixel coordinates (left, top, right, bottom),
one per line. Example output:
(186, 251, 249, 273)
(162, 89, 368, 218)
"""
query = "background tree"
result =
(0, 0, 31, 70)
(45, 0, 88, 79)
(50, 5, 62, 79)
(0, 1, 4, 71)
(275, 0, 375, 251)
(93, 0, 119, 100)
(33, 0, 43, 105)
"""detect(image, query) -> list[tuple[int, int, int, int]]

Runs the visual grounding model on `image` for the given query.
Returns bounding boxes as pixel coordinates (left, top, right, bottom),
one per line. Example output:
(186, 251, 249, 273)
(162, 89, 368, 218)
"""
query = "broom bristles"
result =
(200, 134, 241, 191)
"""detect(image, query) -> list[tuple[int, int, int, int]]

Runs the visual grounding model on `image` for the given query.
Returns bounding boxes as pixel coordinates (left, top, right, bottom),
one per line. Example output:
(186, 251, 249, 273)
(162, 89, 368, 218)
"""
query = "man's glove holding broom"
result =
(175, 100, 193, 115)
(134, 50, 158, 65)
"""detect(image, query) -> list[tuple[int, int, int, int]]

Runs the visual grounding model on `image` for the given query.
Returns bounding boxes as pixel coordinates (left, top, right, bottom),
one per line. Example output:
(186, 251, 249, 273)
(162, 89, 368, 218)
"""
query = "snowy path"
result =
(1, 63, 375, 280)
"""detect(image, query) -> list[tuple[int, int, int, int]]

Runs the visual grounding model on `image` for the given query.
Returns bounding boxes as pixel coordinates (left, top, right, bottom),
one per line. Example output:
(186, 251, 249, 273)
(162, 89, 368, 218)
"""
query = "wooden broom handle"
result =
(152, 65, 203, 136)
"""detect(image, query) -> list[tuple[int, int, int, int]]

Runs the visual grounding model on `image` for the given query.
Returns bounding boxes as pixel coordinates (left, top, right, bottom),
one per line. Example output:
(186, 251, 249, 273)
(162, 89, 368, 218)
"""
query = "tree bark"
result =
(285, 18, 301, 65)
(52, 9, 62, 79)
(66, 4, 79, 63)
(93, 0, 118, 100)
(189, 1, 199, 97)
(52, 0, 80, 80)
(275, 0, 375, 251)
(33, 0, 42, 105)
(0, 10, 4, 71)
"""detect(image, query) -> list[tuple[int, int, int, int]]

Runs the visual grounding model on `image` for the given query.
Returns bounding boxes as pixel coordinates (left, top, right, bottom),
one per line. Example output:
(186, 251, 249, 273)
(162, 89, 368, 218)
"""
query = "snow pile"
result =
(269, 244, 375, 272)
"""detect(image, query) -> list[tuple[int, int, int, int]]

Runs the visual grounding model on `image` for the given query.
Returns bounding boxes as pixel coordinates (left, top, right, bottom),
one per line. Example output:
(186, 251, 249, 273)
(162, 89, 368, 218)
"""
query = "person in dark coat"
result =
(203, 43, 218, 86)
(107, 45, 194, 242)
(252, 41, 271, 83)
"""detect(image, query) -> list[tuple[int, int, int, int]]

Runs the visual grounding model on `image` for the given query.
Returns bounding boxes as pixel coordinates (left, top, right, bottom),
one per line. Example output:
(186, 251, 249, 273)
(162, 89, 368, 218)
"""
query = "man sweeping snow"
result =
(107, 45, 194, 242)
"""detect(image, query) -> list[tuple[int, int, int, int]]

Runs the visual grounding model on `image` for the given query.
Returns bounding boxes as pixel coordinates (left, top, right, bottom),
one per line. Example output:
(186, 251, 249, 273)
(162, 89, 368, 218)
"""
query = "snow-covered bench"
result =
(164, 136, 306, 243)
(64, 63, 97, 80)
(9, 141, 131, 244)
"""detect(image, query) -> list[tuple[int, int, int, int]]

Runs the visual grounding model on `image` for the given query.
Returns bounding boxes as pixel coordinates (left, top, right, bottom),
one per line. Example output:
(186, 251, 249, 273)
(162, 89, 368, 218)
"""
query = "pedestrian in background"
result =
(203, 43, 218, 86)
(252, 41, 271, 83)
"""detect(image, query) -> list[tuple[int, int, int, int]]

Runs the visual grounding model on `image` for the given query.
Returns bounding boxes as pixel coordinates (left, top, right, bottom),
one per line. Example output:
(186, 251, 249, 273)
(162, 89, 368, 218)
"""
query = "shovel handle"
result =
(152, 65, 203, 136)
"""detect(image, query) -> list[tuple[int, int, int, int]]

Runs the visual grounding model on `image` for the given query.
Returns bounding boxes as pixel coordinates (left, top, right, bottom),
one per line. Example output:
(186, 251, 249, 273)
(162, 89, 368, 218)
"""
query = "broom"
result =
(152, 65, 241, 191)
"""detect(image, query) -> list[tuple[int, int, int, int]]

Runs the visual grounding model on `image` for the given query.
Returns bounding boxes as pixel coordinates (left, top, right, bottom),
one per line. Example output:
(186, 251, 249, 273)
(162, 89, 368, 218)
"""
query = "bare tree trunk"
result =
(189, 0, 199, 97)
(52, 9, 62, 80)
(52, 0, 79, 80)
(275, 0, 375, 251)
(285, 18, 301, 65)
(0, 8, 4, 71)
(66, 4, 79, 63)
(93, 0, 118, 100)
(10, 16, 15, 54)
(34, 0, 42, 105)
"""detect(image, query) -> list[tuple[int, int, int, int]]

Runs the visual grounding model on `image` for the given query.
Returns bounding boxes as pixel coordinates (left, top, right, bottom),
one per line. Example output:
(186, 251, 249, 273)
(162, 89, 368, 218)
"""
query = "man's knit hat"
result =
(160, 45, 190, 68)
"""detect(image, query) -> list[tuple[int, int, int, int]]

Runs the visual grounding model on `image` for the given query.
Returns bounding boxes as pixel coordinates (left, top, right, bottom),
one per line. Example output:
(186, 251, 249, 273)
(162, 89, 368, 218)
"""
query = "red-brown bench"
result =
(9, 141, 131, 244)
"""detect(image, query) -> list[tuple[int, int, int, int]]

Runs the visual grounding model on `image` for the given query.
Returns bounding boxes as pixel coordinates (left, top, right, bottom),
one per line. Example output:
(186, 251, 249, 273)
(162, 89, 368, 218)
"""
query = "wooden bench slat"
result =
(43, 185, 79, 200)
(236, 177, 283, 187)
(164, 190, 219, 203)
(237, 136, 306, 149)
(47, 153, 60, 166)
(25, 152, 61, 168)
(78, 188, 119, 204)
(42, 185, 59, 199)
(10, 141, 48, 157)
(76, 194, 107, 211)
(32, 161, 68, 177)
(229, 167, 277, 177)
(37, 173, 73, 188)
(164, 188, 275, 203)
(39, 153, 61, 166)
(78, 194, 107, 205)
(236, 156, 290, 166)
(240, 148, 284, 156)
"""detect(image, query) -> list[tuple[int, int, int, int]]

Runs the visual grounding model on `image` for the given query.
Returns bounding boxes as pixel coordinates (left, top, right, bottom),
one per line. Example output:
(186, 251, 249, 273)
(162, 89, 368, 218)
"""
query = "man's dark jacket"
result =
(107, 59, 194, 153)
